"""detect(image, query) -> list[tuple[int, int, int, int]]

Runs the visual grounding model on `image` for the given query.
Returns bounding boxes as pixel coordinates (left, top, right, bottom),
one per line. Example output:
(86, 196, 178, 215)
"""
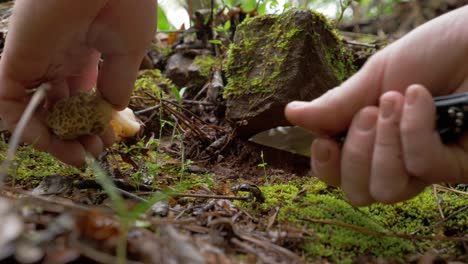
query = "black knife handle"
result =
(333, 92, 468, 144)
(435, 92, 468, 143)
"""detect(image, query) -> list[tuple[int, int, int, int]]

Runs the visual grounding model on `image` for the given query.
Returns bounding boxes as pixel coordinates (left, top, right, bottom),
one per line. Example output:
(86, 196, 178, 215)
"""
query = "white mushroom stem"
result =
(110, 108, 142, 141)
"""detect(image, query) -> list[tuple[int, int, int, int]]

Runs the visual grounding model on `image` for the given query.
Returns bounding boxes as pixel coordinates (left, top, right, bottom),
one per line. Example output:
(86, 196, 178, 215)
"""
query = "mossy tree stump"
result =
(224, 9, 356, 137)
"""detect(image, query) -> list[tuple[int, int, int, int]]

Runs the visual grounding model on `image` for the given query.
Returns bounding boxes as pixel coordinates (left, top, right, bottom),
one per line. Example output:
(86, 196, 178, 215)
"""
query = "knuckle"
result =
(343, 144, 371, 168)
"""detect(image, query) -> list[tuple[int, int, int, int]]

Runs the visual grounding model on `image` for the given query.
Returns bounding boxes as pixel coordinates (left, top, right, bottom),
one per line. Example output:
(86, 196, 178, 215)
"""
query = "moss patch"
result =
(193, 54, 217, 78)
(131, 69, 177, 108)
(0, 140, 82, 187)
(237, 178, 466, 263)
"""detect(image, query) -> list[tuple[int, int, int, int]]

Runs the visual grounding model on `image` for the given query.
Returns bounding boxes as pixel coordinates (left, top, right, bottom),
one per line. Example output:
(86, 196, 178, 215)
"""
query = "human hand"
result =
(0, 0, 157, 166)
(285, 6, 468, 206)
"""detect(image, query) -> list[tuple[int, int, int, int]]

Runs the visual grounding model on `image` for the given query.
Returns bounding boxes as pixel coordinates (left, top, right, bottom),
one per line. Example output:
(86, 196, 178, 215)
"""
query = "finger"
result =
(90, 0, 157, 110)
(67, 51, 100, 95)
(401, 84, 465, 183)
(284, 55, 385, 136)
(99, 126, 115, 148)
(78, 135, 104, 158)
(341, 106, 378, 206)
(370, 91, 426, 203)
(96, 53, 143, 110)
(310, 138, 341, 187)
(1, 1, 107, 90)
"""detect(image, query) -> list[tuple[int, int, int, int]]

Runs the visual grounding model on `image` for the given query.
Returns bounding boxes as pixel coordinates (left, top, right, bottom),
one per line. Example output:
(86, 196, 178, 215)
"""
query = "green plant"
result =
(257, 151, 268, 182)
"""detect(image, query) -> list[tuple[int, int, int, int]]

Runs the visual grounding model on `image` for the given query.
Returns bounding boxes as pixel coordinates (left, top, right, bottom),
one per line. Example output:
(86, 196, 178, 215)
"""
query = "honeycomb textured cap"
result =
(46, 92, 113, 140)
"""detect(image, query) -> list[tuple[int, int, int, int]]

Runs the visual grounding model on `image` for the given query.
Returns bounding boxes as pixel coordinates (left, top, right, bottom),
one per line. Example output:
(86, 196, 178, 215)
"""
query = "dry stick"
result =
(433, 184, 445, 219)
(0, 83, 50, 188)
(299, 217, 468, 242)
(134, 100, 213, 116)
(429, 205, 468, 230)
(239, 233, 303, 262)
(173, 193, 251, 201)
(434, 184, 468, 196)
(343, 39, 378, 48)
(231, 238, 278, 264)
(136, 191, 251, 201)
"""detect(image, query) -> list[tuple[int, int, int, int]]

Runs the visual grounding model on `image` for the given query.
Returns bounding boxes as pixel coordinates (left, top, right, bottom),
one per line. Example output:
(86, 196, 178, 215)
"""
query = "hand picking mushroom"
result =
(46, 92, 141, 141)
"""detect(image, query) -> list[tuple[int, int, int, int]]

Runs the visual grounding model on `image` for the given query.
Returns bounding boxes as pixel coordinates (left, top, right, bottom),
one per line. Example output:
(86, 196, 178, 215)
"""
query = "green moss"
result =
(131, 69, 178, 111)
(134, 69, 176, 98)
(307, 10, 356, 82)
(281, 193, 414, 262)
(362, 187, 467, 257)
(323, 43, 356, 82)
(0, 140, 81, 187)
(259, 184, 299, 211)
(236, 178, 466, 263)
(193, 55, 216, 78)
(223, 13, 294, 99)
(179, 172, 215, 190)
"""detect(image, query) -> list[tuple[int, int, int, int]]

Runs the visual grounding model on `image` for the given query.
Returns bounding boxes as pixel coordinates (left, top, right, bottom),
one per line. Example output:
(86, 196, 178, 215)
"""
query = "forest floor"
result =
(0, 1, 467, 263)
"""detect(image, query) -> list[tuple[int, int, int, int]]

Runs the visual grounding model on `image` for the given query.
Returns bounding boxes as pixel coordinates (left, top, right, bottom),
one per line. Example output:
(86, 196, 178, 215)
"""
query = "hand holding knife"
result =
(250, 92, 468, 156)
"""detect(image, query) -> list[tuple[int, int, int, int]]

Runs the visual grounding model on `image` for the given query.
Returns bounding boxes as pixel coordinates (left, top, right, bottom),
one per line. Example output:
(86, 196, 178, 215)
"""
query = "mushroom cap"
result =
(46, 92, 113, 140)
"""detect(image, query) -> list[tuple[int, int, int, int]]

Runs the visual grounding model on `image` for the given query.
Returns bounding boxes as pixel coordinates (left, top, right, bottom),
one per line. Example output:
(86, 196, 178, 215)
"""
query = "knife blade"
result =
(249, 92, 468, 157)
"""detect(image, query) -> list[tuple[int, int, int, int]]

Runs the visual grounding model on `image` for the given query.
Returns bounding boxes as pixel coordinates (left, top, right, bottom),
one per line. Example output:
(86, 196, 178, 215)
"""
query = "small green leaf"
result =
(209, 39, 223, 45)
(170, 85, 182, 104)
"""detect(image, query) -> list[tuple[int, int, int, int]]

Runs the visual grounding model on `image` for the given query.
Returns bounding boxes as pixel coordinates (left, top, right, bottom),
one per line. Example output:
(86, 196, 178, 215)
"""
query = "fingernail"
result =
(380, 99, 394, 119)
(312, 139, 330, 162)
(287, 101, 309, 109)
(406, 86, 418, 105)
(357, 112, 376, 131)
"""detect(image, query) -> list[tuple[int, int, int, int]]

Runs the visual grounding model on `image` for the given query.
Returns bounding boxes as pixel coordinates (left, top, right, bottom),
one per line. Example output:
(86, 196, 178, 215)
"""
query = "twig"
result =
(137, 191, 252, 201)
(429, 205, 468, 230)
(433, 184, 445, 219)
(180, 99, 214, 105)
(174, 193, 252, 201)
(231, 238, 277, 264)
(433, 184, 468, 196)
(135, 100, 214, 116)
(343, 39, 378, 48)
(158, 29, 187, 33)
(299, 217, 468, 242)
(0, 83, 50, 187)
(135, 105, 160, 115)
(239, 233, 304, 262)
(1, 187, 98, 213)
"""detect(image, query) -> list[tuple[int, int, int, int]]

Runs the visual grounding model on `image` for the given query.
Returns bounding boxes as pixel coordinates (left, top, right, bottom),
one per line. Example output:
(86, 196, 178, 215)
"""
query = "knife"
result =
(249, 92, 468, 157)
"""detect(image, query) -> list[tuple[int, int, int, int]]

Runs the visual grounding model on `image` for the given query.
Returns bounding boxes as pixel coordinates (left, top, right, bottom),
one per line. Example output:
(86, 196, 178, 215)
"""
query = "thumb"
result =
(285, 54, 386, 136)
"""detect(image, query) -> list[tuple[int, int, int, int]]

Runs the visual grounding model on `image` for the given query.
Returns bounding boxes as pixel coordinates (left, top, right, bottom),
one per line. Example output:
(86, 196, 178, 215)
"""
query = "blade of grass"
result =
(86, 153, 127, 215)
